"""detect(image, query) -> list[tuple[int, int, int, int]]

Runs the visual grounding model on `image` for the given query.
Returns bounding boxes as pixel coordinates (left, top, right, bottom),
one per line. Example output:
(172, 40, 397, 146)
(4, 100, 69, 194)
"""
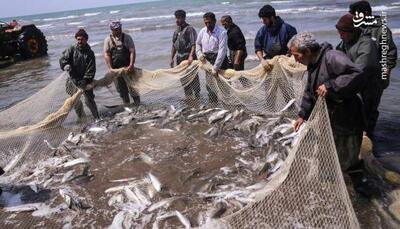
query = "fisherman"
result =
(335, 14, 381, 139)
(170, 9, 201, 98)
(291, 32, 365, 171)
(60, 28, 100, 120)
(349, 1, 397, 88)
(104, 21, 140, 105)
(196, 12, 229, 102)
(255, 4, 297, 61)
(220, 15, 247, 71)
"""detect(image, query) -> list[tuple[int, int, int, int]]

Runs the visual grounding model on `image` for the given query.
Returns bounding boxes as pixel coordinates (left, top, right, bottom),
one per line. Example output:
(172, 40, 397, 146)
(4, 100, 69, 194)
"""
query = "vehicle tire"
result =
(18, 26, 47, 59)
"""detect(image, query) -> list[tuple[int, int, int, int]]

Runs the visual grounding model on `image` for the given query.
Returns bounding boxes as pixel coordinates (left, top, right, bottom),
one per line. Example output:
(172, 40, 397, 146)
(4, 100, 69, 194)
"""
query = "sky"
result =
(0, 0, 156, 18)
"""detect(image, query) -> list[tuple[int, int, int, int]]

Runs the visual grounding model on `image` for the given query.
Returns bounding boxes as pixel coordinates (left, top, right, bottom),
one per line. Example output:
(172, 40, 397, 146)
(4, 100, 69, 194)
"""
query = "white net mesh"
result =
(0, 55, 359, 228)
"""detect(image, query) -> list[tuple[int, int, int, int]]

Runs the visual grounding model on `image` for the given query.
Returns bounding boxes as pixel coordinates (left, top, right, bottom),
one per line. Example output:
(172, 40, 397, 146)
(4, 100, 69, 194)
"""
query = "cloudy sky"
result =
(0, 0, 157, 18)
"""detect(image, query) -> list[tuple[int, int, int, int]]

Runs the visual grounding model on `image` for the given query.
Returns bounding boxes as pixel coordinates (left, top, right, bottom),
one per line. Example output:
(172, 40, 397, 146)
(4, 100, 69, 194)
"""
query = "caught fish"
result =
(88, 126, 107, 133)
(204, 126, 218, 137)
(175, 211, 191, 228)
(137, 120, 156, 125)
(222, 113, 233, 123)
(124, 107, 133, 113)
(108, 194, 124, 207)
(105, 184, 137, 193)
(109, 177, 137, 183)
(4, 152, 24, 173)
(67, 132, 83, 144)
(59, 188, 84, 210)
(279, 98, 296, 113)
(29, 183, 39, 193)
(148, 173, 163, 192)
(62, 170, 75, 183)
(109, 211, 126, 229)
(4, 203, 42, 213)
(148, 197, 176, 212)
(124, 187, 142, 205)
(44, 139, 58, 150)
(208, 110, 229, 124)
(60, 158, 90, 168)
(134, 187, 151, 206)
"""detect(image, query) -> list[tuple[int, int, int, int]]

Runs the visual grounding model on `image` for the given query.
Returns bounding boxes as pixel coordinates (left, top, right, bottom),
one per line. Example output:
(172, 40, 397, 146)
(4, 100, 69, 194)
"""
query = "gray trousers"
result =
(333, 131, 363, 171)
(66, 78, 99, 119)
(176, 53, 200, 98)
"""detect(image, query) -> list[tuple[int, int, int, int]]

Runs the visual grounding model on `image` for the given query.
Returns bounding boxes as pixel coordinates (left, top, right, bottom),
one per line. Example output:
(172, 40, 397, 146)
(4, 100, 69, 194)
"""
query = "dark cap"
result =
(349, 1, 372, 15)
(75, 29, 88, 40)
(258, 5, 276, 18)
(336, 14, 356, 32)
(203, 12, 216, 21)
(174, 9, 186, 18)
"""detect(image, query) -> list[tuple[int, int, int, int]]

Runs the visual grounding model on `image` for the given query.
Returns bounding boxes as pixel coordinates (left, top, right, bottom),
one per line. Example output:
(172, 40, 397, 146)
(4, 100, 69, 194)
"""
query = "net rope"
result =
(0, 55, 359, 228)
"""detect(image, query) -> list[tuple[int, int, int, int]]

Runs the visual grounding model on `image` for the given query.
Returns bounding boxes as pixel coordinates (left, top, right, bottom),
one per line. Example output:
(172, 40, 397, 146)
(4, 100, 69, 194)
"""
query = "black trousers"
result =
(176, 53, 200, 98)
(363, 80, 384, 139)
(66, 78, 99, 119)
(204, 53, 229, 102)
(114, 77, 140, 105)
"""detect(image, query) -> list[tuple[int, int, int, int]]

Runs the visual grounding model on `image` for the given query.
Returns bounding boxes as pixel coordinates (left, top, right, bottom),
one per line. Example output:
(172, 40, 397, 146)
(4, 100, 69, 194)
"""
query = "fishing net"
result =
(0, 55, 359, 228)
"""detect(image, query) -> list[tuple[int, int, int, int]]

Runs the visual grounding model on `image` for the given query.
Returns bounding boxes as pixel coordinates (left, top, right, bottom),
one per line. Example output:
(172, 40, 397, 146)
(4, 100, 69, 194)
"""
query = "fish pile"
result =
(0, 99, 305, 228)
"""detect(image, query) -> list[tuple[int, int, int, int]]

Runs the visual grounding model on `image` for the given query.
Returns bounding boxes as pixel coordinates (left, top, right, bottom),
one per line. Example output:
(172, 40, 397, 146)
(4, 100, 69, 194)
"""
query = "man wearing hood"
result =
(291, 32, 365, 171)
(336, 14, 381, 139)
(255, 4, 297, 61)
(349, 0, 397, 89)
(60, 29, 100, 120)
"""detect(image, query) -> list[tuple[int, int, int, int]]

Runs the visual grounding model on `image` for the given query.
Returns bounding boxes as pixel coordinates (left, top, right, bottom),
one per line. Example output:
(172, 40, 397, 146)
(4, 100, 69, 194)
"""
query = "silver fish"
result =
(4, 152, 24, 173)
(148, 173, 162, 192)
(175, 211, 191, 228)
(204, 126, 218, 137)
(208, 110, 229, 124)
(44, 139, 58, 150)
(223, 113, 233, 123)
(109, 211, 126, 229)
(62, 170, 75, 183)
(4, 203, 42, 213)
(109, 177, 137, 183)
(59, 188, 83, 210)
(134, 187, 151, 206)
(88, 126, 107, 133)
(108, 194, 124, 207)
(124, 187, 142, 205)
(148, 197, 176, 212)
(279, 98, 296, 113)
(137, 120, 156, 125)
(60, 158, 90, 168)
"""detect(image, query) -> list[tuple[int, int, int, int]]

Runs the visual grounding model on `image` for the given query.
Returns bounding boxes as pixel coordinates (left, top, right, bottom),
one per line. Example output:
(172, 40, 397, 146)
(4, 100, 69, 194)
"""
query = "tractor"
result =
(0, 21, 48, 68)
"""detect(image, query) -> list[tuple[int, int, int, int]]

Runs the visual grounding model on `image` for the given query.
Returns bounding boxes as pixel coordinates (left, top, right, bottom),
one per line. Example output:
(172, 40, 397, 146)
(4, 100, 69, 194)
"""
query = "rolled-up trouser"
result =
(362, 81, 384, 139)
(66, 78, 100, 119)
(204, 52, 229, 102)
(333, 131, 363, 171)
(114, 77, 140, 105)
(176, 53, 200, 98)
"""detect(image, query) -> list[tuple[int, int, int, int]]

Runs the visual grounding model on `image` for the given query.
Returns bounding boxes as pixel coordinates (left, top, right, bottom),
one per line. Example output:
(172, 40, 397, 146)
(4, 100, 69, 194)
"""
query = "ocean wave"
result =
(126, 23, 175, 32)
(43, 15, 79, 21)
(221, 1, 230, 5)
(276, 6, 347, 14)
(36, 24, 53, 29)
(271, 0, 294, 3)
(89, 41, 103, 47)
(84, 12, 101, 17)
(121, 12, 204, 22)
(392, 28, 400, 35)
(110, 10, 120, 14)
(372, 5, 400, 11)
(67, 22, 83, 25)
(392, 2, 400, 6)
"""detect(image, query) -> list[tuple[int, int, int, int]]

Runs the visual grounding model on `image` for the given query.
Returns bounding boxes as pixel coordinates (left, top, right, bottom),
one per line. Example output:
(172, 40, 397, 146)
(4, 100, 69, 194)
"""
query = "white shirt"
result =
(196, 25, 228, 70)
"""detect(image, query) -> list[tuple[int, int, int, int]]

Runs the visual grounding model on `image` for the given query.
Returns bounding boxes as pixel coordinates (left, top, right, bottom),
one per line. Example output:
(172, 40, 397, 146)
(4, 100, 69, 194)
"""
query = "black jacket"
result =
(299, 42, 365, 134)
(59, 44, 96, 82)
